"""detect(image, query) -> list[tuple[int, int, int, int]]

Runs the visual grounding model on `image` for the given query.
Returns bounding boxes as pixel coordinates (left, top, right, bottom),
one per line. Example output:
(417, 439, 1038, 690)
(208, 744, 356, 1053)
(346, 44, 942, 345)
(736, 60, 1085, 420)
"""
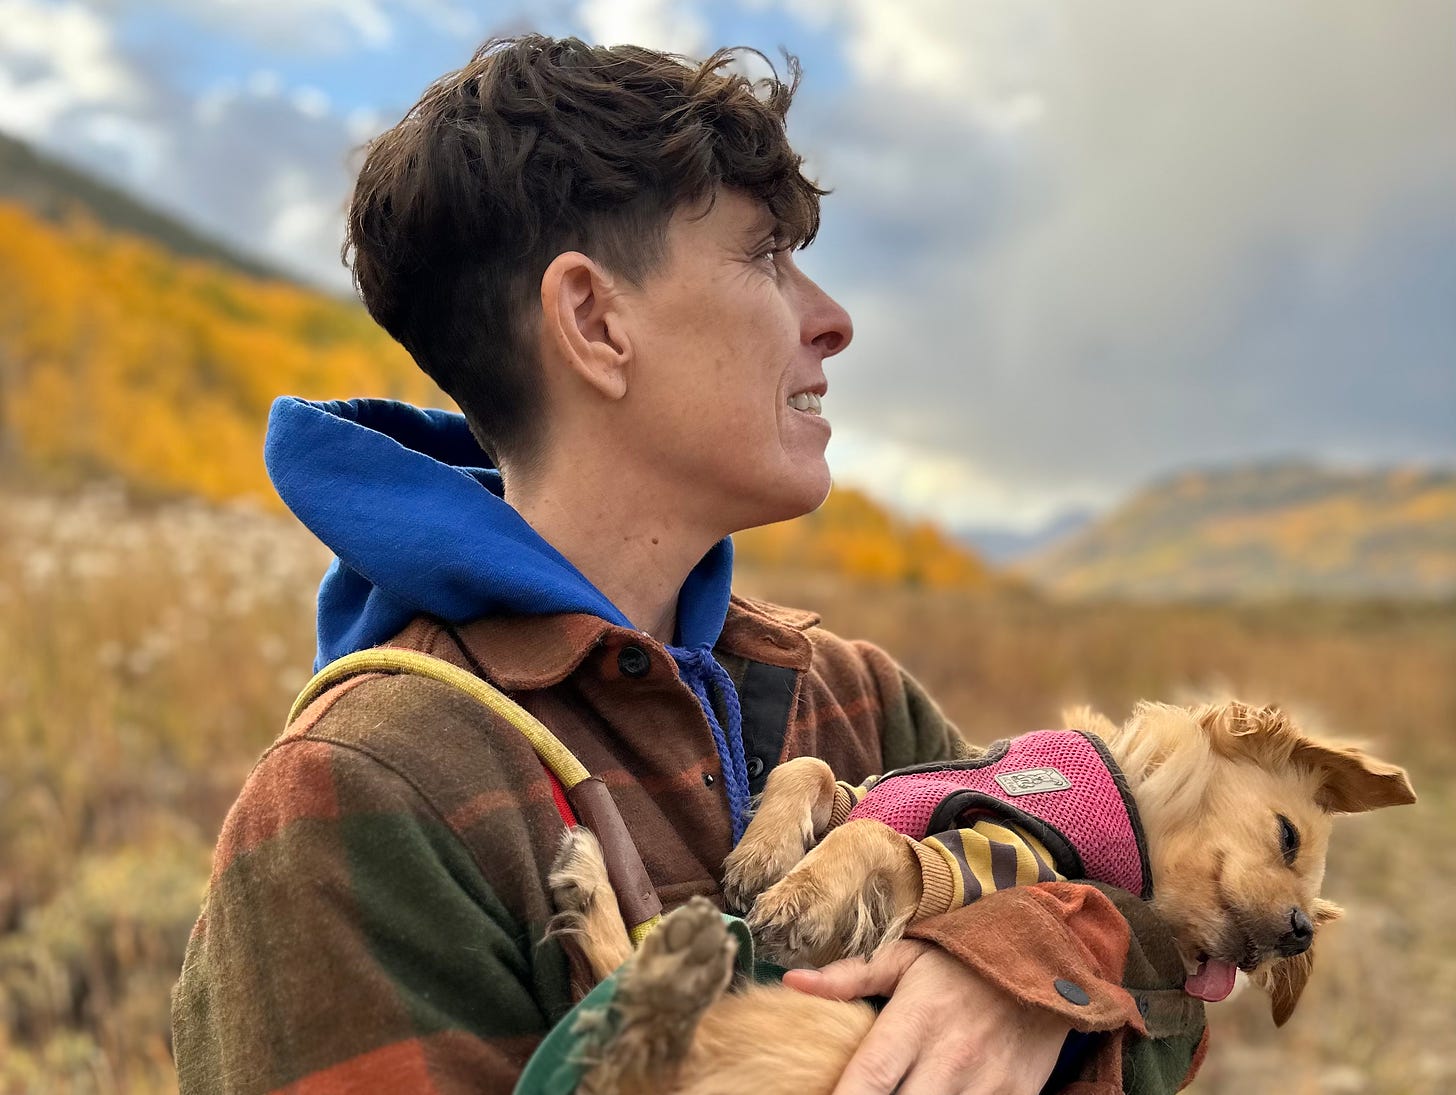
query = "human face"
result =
(618, 189, 853, 535)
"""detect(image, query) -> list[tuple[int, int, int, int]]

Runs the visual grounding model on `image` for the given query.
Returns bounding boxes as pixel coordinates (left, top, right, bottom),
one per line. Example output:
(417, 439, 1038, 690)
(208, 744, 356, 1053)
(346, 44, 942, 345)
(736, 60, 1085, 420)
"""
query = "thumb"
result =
(782, 942, 924, 1001)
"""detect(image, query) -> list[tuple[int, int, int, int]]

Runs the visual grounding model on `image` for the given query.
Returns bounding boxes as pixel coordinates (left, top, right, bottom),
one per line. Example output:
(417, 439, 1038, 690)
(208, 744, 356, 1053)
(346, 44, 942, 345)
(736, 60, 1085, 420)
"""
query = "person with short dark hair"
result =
(172, 36, 1204, 1094)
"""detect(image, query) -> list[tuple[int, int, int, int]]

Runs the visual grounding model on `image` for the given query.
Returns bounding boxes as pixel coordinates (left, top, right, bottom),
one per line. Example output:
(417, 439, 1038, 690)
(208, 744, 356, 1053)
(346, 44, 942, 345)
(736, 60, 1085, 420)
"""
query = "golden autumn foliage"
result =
(0, 201, 438, 505)
(735, 485, 993, 589)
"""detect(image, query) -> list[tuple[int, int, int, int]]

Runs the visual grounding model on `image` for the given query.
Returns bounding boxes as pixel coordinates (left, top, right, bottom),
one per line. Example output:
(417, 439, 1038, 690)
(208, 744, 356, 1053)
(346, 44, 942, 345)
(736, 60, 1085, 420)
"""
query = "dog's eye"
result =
(1277, 814, 1300, 865)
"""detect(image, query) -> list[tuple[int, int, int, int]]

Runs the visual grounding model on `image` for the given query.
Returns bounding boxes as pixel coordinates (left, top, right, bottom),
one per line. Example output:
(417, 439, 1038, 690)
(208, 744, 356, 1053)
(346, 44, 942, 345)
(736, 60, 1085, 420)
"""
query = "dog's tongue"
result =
(1185, 959, 1237, 1002)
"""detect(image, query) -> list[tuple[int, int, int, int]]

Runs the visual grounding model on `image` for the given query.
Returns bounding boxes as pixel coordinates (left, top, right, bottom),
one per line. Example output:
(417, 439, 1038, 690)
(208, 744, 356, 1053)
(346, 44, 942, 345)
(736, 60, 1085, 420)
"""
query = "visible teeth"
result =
(788, 392, 822, 415)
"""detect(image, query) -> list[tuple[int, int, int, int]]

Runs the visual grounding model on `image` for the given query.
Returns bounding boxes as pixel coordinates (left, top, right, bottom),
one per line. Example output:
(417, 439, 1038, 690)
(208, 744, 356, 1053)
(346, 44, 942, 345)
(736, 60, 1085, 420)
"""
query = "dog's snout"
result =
(1279, 907, 1314, 956)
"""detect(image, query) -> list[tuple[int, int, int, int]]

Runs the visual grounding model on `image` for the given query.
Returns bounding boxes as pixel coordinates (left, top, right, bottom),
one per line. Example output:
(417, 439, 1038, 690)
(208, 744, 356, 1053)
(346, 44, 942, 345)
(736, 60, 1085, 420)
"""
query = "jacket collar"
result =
(441, 595, 821, 691)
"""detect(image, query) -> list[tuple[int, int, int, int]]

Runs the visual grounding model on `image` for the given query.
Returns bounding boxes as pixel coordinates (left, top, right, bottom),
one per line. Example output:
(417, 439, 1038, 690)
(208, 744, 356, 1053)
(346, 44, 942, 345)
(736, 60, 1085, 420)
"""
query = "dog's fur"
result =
(546, 701, 1414, 1094)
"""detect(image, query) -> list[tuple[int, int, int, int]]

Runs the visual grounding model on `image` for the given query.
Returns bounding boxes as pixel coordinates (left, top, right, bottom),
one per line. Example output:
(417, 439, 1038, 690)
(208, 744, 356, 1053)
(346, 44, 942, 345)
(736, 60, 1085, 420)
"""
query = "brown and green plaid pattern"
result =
(172, 595, 1203, 1094)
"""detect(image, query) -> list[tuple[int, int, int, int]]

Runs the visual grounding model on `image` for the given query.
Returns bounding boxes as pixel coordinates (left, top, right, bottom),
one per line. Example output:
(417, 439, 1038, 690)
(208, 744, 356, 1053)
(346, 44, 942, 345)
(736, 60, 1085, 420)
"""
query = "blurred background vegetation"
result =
(1, 66, 1452, 1095)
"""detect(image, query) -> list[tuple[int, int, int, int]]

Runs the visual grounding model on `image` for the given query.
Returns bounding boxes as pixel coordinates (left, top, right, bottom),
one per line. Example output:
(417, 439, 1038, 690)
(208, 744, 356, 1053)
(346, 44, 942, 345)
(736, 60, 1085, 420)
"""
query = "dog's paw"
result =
(548, 827, 612, 924)
(747, 822, 919, 968)
(721, 824, 815, 913)
(745, 871, 867, 969)
(578, 898, 736, 1094)
(720, 757, 838, 913)
(618, 896, 738, 1018)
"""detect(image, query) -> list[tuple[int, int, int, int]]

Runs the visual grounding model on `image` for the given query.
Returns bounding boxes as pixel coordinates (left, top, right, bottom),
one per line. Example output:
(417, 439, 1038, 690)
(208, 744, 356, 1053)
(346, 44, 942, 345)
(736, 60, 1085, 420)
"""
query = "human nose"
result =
(799, 271, 854, 358)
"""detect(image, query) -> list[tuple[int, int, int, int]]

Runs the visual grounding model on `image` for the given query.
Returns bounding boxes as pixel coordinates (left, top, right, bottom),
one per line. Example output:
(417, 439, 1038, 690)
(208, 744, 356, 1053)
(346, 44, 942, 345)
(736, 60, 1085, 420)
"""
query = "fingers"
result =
(782, 941, 925, 1001)
(896, 1059, 1007, 1095)
(829, 993, 924, 1094)
(808, 943, 1067, 1095)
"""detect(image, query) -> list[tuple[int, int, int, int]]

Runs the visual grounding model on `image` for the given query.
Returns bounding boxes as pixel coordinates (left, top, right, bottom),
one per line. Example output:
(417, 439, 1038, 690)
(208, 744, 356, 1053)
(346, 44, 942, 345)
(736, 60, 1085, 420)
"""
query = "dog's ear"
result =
(1258, 949, 1313, 1027)
(1198, 702, 1416, 814)
(1254, 899, 1342, 1026)
(1291, 738, 1416, 814)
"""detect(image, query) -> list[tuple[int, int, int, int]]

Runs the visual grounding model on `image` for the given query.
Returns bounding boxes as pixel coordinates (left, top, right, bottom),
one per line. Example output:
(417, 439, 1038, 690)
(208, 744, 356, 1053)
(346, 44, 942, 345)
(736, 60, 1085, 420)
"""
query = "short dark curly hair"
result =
(343, 35, 825, 465)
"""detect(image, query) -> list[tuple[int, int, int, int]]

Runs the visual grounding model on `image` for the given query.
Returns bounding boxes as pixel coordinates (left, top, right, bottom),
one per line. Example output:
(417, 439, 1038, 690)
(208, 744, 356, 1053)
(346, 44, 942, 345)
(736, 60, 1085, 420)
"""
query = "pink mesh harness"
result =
(846, 730, 1152, 899)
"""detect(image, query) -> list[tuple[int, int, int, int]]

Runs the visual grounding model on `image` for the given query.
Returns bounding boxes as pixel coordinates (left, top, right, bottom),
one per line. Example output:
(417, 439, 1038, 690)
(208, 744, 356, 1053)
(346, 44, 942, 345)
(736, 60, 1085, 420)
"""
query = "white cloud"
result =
(98, 0, 485, 55)
(576, 0, 708, 55)
(117, 0, 393, 53)
(785, 0, 1056, 130)
(290, 86, 331, 119)
(0, 0, 149, 138)
(0, 4, 360, 290)
(246, 69, 285, 98)
(789, 0, 1456, 517)
(345, 106, 387, 143)
(148, 82, 360, 289)
(828, 425, 1112, 531)
(264, 165, 338, 254)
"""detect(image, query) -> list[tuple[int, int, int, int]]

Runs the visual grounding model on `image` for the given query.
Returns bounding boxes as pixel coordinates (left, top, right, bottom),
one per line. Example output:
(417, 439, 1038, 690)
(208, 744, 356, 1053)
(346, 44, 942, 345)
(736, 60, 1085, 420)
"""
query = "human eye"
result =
(753, 238, 787, 274)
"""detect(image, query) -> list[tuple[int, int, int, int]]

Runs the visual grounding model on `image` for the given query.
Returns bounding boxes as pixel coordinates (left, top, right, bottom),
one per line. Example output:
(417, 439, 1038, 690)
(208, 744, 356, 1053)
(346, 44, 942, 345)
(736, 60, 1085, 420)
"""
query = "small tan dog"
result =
(546, 701, 1415, 1094)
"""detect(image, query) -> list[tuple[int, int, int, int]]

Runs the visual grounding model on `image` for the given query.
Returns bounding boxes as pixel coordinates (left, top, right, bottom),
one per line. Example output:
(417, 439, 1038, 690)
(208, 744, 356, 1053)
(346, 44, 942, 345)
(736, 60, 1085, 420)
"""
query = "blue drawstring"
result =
(668, 644, 750, 843)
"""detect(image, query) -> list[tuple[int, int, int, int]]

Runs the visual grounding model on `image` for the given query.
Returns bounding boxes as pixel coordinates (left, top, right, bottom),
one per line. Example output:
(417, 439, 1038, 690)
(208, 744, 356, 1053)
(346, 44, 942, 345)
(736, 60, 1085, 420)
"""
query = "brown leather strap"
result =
(565, 777, 663, 931)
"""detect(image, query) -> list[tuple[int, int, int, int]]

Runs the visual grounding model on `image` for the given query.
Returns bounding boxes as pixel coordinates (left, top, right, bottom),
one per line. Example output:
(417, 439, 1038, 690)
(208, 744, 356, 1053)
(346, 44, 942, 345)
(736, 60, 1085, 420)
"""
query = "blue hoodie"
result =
(264, 396, 751, 840)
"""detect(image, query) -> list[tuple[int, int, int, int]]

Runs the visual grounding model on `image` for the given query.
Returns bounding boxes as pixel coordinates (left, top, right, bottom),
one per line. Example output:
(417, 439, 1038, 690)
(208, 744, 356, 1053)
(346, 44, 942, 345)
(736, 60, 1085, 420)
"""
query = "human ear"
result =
(540, 251, 632, 400)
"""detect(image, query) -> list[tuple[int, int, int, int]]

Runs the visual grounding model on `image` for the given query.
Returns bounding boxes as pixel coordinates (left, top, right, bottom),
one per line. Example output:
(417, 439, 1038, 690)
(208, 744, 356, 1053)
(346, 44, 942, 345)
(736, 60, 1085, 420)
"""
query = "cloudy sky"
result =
(2, 0, 1453, 530)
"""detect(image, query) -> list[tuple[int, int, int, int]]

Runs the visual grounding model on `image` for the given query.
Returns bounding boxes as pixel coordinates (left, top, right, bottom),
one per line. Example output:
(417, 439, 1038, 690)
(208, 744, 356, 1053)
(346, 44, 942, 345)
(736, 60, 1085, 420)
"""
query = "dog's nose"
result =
(1279, 908, 1314, 956)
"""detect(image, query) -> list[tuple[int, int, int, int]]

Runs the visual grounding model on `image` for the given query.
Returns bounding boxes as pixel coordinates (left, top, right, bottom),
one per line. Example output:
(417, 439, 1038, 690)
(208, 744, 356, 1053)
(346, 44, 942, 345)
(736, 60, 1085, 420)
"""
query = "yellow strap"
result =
(288, 648, 591, 789)
(628, 915, 661, 948)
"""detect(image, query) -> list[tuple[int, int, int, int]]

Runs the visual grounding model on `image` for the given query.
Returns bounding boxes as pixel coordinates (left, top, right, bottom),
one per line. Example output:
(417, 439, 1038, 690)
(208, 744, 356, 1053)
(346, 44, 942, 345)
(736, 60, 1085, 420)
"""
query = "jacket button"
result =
(617, 645, 651, 678)
(1054, 979, 1090, 1006)
(746, 755, 765, 779)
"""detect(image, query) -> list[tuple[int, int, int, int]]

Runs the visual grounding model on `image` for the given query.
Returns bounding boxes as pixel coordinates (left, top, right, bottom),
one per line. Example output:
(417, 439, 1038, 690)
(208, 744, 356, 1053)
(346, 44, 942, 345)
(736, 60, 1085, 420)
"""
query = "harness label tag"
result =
(995, 767, 1072, 796)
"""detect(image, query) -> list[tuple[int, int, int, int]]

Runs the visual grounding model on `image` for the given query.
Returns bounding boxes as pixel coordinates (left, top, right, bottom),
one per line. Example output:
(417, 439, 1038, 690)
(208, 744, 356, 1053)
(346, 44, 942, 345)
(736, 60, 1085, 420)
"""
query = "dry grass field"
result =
(2, 488, 1450, 1094)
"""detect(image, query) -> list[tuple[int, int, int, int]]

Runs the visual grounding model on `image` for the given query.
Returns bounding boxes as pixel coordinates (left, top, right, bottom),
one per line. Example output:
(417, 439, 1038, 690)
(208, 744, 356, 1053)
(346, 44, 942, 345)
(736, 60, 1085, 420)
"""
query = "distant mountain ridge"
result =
(1022, 463, 1456, 600)
(0, 130, 291, 284)
(958, 509, 1096, 566)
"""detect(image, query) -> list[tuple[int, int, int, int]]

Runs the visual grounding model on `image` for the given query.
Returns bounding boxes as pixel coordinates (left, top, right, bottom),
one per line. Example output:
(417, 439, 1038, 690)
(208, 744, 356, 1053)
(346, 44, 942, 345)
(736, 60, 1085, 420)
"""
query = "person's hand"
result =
(782, 939, 1071, 1095)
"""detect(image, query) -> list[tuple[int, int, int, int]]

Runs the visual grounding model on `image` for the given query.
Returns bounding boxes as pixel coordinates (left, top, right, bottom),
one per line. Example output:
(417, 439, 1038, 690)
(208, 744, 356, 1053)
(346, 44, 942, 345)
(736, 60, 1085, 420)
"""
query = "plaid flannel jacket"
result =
(172, 596, 1205, 1094)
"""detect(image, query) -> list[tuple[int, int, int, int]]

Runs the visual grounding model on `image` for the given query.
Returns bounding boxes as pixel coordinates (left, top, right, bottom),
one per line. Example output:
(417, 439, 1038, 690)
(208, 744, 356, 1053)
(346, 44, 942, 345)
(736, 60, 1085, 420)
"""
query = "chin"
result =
(776, 466, 833, 521)
(734, 467, 831, 532)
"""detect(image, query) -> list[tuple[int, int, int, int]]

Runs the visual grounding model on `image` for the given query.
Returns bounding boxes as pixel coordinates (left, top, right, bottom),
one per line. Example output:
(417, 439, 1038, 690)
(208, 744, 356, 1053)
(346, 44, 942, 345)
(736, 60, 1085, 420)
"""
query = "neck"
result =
(503, 449, 722, 645)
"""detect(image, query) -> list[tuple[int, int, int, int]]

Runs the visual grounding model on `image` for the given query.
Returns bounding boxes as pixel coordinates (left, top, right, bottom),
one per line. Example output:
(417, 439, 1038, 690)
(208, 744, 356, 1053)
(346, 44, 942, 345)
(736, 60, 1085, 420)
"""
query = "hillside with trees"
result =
(1023, 463, 1456, 599)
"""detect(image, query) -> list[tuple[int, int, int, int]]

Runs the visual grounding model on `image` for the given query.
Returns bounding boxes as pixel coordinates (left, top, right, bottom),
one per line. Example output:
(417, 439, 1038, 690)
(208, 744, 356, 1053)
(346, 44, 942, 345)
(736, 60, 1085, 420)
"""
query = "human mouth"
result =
(787, 391, 823, 416)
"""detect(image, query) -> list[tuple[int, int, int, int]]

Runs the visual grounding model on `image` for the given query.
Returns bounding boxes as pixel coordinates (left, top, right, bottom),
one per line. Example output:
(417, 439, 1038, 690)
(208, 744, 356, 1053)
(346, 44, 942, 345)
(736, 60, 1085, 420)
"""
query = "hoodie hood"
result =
(263, 397, 734, 671)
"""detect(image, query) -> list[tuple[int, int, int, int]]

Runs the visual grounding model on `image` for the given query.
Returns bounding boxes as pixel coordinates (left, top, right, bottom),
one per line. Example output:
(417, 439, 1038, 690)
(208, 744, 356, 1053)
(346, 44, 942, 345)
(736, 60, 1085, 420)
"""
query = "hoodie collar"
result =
(264, 396, 735, 670)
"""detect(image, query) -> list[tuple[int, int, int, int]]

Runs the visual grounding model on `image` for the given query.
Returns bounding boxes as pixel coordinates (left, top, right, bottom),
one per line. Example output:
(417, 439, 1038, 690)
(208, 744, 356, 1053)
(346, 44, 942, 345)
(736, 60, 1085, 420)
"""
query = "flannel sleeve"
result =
(172, 737, 550, 1094)
(850, 639, 979, 770)
(850, 641, 1206, 1093)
